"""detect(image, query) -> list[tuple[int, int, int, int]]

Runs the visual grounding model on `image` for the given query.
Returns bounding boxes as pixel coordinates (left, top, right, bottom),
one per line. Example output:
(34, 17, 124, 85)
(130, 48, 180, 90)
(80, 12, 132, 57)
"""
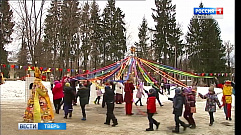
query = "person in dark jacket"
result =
(144, 88, 160, 131)
(165, 80, 171, 95)
(86, 80, 92, 104)
(152, 82, 164, 107)
(63, 83, 75, 119)
(168, 88, 188, 133)
(76, 83, 89, 121)
(103, 82, 118, 127)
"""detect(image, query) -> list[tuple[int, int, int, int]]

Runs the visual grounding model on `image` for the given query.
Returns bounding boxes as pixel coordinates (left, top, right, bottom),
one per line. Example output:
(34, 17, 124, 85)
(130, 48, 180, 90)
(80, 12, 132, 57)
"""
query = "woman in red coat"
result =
(124, 79, 135, 115)
(146, 88, 160, 131)
(52, 81, 64, 114)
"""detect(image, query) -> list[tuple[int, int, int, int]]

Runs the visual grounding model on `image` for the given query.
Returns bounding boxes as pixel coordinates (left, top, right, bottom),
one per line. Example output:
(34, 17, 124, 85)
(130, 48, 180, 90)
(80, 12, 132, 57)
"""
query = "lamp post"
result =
(173, 46, 177, 79)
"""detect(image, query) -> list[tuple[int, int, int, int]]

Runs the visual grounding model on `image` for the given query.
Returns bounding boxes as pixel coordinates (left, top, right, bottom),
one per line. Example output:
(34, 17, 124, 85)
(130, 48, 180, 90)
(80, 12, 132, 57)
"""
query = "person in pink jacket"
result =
(52, 81, 64, 114)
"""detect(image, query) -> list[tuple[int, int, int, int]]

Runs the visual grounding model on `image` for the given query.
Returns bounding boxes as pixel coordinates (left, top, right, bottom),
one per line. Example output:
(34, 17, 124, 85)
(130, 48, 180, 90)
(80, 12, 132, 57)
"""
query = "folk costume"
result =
(222, 80, 233, 121)
(23, 67, 54, 123)
(124, 79, 135, 115)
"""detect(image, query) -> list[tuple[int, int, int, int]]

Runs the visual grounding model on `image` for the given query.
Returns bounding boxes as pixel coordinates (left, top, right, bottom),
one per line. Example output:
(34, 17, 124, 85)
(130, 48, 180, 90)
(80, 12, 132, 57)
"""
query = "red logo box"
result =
(216, 8, 223, 15)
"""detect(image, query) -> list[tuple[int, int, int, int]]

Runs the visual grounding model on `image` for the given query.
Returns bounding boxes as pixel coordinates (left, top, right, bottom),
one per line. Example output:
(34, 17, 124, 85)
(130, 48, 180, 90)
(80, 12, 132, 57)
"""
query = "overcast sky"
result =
(8, 0, 235, 55)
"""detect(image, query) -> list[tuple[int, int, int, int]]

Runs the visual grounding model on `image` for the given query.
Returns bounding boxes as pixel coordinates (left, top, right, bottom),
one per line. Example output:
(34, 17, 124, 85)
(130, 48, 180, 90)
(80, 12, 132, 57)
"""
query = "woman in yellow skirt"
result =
(23, 67, 54, 123)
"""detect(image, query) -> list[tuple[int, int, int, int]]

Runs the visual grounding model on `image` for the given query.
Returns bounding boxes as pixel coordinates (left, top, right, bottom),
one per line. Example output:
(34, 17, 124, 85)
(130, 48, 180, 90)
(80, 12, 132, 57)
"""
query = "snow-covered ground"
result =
(0, 80, 235, 107)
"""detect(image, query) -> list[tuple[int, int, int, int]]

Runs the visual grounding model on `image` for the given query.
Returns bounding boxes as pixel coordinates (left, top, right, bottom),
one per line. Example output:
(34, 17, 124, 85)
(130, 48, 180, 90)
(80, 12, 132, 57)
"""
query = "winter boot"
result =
(81, 117, 86, 121)
(104, 117, 111, 125)
(190, 124, 196, 129)
(156, 122, 160, 130)
(69, 112, 72, 118)
(172, 126, 179, 133)
(229, 117, 232, 121)
(112, 119, 118, 127)
(180, 121, 189, 131)
(146, 123, 154, 131)
(56, 109, 59, 114)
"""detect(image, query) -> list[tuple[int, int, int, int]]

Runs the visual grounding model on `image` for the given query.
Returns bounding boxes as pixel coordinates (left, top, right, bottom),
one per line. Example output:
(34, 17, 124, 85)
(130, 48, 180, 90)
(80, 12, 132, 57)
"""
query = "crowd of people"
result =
(24, 71, 235, 133)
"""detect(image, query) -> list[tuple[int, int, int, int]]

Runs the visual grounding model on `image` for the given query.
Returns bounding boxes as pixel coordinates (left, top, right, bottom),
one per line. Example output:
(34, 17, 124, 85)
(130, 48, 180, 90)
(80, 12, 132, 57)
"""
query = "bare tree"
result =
(17, 0, 45, 64)
(224, 40, 234, 71)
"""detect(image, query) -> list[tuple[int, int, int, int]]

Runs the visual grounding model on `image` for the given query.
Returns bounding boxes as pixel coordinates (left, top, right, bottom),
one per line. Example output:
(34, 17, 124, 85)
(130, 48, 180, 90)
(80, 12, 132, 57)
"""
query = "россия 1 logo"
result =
(193, 7, 223, 19)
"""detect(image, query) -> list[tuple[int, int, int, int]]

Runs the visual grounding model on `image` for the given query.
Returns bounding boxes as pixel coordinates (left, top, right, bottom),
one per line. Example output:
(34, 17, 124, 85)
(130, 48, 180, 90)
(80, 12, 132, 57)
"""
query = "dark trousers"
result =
(95, 96, 101, 104)
(156, 95, 163, 106)
(174, 114, 186, 129)
(106, 102, 117, 124)
(73, 88, 77, 105)
(53, 98, 62, 113)
(209, 112, 214, 124)
(167, 88, 170, 95)
(184, 110, 195, 125)
(64, 103, 73, 116)
(135, 98, 143, 106)
(147, 112, 158, 129)
(51, 84, 53, 90)
(80, 104, 86, 118)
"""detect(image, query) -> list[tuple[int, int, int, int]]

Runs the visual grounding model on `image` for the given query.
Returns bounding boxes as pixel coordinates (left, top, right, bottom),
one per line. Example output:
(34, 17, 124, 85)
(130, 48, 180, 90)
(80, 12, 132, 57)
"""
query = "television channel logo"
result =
(18, 123, 66, 130)
(193, 7, 223, 19)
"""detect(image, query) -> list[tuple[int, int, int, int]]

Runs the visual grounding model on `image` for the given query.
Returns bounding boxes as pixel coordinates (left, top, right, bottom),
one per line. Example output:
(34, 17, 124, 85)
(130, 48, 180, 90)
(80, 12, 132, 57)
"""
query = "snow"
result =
(0, 81, 235, 107)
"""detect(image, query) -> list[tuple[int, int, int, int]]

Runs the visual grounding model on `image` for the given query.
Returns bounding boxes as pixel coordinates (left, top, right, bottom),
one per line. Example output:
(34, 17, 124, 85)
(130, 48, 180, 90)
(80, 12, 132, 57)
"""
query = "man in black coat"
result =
(76, 83, 89, 121)
(168, 88, 188, 133)
(103, 82, 118, 127)
(63, 83, 75, 119)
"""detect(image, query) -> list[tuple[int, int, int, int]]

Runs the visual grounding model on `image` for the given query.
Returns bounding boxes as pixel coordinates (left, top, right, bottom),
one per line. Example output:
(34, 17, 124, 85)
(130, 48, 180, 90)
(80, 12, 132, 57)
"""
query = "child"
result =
(76, 83, 89, 121)
(198, 85, 222, 126)
(144, 88, 160, 131)
(63, 83, 75, 119)
(135, 81, 144, 106)
(103, 82, 118, 127)
(94, 86, 102, 105)
(183, 87, 197, 129)
(168, 88, 189, 133)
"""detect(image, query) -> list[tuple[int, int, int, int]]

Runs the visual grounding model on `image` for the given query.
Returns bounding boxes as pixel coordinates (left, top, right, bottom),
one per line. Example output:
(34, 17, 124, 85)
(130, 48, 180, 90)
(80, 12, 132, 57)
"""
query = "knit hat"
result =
(192, 86, 197, 92)
(225, 80, 231, 86)
(65, 83, 70, 87)
(149, 88, 155, 94)
(208, 85, 214, 92)
(175, 88, 182, 95)
(54, 81, 59, 85)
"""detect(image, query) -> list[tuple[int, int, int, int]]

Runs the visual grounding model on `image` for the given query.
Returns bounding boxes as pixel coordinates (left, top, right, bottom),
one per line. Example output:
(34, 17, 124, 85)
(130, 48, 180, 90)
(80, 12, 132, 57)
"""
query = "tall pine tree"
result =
(151, 0, 183, 66)
(0, 0, 14, 76)
(89, 0, 102, 69)
(135, 16, 149, 59)
(43, 0, 62, 69)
